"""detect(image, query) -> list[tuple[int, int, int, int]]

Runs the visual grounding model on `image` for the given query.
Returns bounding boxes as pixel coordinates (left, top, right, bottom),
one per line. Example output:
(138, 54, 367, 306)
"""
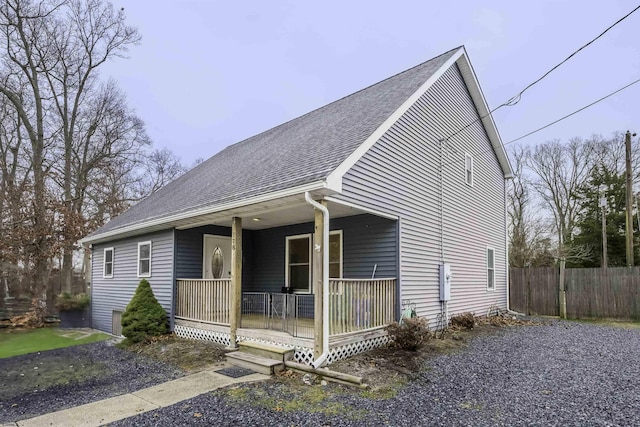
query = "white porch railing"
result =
(329, 278, 396, 335)
(175, 279, 231, 325)
(175, 278, 396, 334)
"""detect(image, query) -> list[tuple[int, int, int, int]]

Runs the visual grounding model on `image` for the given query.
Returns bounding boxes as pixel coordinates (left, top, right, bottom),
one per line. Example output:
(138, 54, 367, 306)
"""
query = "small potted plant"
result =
(56, 292, 91, 328)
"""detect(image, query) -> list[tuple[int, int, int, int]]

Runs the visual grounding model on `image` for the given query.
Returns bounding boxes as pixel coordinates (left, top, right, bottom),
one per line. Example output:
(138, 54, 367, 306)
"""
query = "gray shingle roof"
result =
(90, 48, 459, 237)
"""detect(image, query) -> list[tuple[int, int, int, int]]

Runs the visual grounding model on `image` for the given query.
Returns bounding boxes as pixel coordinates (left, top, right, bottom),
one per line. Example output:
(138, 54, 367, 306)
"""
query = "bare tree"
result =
(527, 138, 596, 256)
(0, 0, 186, 299)
(508, 145, 554, 267)
(0, 0, 62, 296)
(41, 0, 140, 291)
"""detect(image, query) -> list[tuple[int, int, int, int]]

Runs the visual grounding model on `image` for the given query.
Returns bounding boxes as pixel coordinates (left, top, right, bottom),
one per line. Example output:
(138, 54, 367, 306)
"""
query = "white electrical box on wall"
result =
(439, 263, 451, 301)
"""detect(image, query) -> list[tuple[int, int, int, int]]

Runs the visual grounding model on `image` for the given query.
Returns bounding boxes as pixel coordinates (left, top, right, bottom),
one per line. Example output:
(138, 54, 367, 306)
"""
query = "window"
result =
(285, 230, 343, 292)
(137, 241, 151, 277)
(286, 234, 311, 293)
(487, 247, 495, 290)
(329, 230, 343, 279)
(103, 248, 114, 278)
(465, 153, 474, 186)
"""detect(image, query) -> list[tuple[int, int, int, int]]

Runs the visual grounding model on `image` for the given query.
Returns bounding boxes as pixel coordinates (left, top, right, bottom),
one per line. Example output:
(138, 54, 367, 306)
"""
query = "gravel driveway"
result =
(0, 340, 183, 423)
(112, 321, 640, 426)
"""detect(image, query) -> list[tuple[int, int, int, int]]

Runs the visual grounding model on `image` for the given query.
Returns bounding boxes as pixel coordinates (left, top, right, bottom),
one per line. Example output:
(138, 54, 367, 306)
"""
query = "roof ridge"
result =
(213, 46, 462, 155)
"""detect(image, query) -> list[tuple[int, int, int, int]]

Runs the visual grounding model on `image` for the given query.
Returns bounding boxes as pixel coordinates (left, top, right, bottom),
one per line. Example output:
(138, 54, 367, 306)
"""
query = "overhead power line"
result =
(441, 3, 640, 143)
(502, 77, 640, 147)
(450, 77, 640, 167)
(500, 4, 640, 109)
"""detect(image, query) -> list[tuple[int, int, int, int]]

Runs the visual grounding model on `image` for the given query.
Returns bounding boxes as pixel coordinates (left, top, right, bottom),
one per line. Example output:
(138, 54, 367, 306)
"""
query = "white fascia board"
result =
(326, 47, 466, 188)
(80, 180, 332, 245)
(455, 48, 514, 179)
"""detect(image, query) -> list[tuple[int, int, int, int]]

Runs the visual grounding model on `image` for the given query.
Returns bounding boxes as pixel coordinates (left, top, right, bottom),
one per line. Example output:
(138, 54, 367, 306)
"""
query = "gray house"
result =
(81, 46, 512, 366)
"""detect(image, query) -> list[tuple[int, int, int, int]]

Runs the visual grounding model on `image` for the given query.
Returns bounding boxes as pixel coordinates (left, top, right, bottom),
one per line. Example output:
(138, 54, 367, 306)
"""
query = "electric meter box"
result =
(439, 263, 451, 301)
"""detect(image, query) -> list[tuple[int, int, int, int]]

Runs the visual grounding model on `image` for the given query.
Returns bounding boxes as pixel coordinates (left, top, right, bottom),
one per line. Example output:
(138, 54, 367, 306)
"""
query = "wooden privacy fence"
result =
(175, 279, 231, 325)
(510, 267, 640, 320)
(329, 278, 396, 335)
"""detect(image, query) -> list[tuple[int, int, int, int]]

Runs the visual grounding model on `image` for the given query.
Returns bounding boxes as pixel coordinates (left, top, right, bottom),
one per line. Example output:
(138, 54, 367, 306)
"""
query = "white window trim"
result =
(328, 230, 343, 279)
(465, 152, 474, 187)
(103, 247, 114, 279)
(486, 246, 495, 291)
(137, 241, 152, 278)
(285, 233, 312, 293)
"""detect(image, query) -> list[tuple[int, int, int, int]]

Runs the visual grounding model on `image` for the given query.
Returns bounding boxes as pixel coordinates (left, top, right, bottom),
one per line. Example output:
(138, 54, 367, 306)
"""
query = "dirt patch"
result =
(120, 334, 229, 373)
(329, 314, 541, 394)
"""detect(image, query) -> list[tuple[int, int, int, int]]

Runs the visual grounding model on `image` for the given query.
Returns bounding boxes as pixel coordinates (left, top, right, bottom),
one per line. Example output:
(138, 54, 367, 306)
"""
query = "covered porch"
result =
(170, 195, 399, 365)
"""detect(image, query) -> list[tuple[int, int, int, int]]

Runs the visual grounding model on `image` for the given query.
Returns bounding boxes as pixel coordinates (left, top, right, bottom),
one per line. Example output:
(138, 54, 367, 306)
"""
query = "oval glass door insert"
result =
(211, 247, 224, 279)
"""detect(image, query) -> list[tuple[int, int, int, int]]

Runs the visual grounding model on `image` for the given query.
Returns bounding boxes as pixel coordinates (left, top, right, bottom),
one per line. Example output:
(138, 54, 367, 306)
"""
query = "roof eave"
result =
(80, 180, 336, 246)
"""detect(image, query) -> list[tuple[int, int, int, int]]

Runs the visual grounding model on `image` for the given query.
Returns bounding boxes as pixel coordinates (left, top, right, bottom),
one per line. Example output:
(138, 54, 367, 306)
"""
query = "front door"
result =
(203, 235, 232, 279)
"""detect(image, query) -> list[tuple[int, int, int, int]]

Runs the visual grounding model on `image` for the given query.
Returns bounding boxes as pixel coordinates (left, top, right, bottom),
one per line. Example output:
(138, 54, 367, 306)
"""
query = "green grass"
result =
(0, 327, 110, 359)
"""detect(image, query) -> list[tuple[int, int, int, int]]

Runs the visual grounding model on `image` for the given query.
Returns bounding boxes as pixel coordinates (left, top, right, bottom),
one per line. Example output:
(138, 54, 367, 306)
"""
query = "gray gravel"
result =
(112, 321, 640, 426)
(0, 340, 183, 423)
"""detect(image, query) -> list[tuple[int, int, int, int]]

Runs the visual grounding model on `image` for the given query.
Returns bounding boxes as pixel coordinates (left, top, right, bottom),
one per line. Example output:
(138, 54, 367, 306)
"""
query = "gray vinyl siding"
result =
(335, 64, 507, 322)
(245, 214, 397, 293)
(91, 230, 174, 334)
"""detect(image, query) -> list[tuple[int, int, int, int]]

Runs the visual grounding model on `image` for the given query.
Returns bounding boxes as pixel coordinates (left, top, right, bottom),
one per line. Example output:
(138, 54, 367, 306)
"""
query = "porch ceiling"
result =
(175, 196, 389, 231)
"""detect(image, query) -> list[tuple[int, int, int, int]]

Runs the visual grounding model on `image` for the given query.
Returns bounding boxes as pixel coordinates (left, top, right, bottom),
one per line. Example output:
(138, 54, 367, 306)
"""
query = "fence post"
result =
(526, 265, 531, 315)
(558, 258, 567, 319)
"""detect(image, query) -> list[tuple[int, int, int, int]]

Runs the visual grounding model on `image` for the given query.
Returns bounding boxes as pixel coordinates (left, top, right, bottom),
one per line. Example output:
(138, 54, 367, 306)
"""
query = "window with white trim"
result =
(487, 247, 495, 290)
(103, 248, 114, 278)
(286, 234, 311, 293)
(329, 230, 343, 279)
(137, 241, 152, 277)
(465, 153, 474, 186)
(285, 230, 343, 293)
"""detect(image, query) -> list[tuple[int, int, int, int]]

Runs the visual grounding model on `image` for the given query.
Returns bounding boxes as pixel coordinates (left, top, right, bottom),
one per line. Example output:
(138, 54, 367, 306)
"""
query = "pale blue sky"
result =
(104, 1, 639, 164)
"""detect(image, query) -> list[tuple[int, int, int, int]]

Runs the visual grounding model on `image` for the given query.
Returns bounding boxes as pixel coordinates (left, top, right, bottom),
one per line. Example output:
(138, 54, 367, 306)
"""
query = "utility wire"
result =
(441, 3, 640, 143)
(502, 77, 640, 147)
(451, 76, 640, 166)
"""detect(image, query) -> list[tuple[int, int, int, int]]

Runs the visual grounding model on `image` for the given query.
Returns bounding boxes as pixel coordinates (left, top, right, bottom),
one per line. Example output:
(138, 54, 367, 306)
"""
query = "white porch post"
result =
(228, 217, 242, 348)
(313, 201, 326, 359)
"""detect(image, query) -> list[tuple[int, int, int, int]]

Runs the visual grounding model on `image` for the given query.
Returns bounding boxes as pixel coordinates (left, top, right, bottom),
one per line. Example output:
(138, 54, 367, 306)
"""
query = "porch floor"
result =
(240, 313, 315, 339)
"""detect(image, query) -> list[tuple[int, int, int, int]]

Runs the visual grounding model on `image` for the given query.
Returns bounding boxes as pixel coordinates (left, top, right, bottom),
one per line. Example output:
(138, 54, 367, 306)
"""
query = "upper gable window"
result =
(138, 241, 152, 277)
(465, 153, 474, 186)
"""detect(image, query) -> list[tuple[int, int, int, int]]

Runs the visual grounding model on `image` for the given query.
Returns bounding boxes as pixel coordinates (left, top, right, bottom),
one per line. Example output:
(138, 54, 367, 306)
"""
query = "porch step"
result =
(238, 341, 295, 363)
(226, 352, 284, 376)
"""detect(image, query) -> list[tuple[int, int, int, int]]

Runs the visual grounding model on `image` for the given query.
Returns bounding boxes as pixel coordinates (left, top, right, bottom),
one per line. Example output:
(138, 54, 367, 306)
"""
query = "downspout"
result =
(504, 178, 510, 311)
(438, 139, 448, 325)
(305, 192, 330, 369)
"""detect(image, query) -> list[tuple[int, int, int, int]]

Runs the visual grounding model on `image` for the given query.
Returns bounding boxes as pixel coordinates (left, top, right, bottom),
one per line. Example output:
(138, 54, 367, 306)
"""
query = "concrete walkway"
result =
(3, 366, 268, 427)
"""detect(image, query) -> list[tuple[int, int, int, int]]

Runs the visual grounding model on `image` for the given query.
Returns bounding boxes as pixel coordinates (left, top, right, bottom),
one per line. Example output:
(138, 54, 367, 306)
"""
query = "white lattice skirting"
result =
(175, 324, 389, 366)
(174, 324, 231, 347)
(237, 332, 390, 366)
(327, 335, 390, 364)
